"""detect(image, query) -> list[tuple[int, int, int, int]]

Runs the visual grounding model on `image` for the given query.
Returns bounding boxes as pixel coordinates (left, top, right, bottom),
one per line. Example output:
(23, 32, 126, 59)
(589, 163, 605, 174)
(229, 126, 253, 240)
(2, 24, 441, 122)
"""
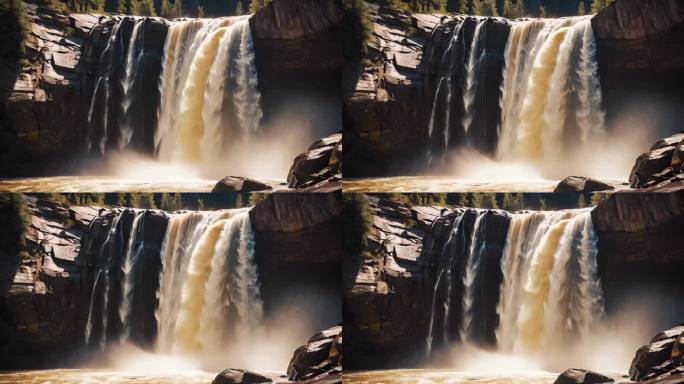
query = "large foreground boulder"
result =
(553, 369, 614, 384)
(287, 325, 342, 381)
(212, 369, 272, 384)
(554, 176, 615, 193)
(287, 133, 342, 190)
(629, 132, 684, 189)
(212, 176, 273, 193)
(630, 324, 684, 381)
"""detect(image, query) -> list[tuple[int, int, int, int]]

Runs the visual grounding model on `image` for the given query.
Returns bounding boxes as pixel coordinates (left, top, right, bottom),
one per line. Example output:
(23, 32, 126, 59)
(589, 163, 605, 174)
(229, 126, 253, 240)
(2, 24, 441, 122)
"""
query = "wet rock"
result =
(212, 369, 272, 384)
(630, 324, 684, 380)
(553, 369, 614, 384)
(287, 325, 342, 381)
(554, 176, 615, 193)
(630, 144, 678, 188)
(212, 176, 273, 193)
(287, 133, 342, 190)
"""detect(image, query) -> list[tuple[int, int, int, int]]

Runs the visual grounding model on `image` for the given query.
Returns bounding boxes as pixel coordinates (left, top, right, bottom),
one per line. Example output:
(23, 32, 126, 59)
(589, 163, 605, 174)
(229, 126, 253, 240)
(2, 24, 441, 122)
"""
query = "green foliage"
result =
(388, 193, 450, 208)
(196, 5, 204, 16)
(342, 194, 372, 256)
(196, 198, 204, 210)
(476, 0, 497, 16)
(538, 198, 547, 210)
(129, 0, 140, 14)
(172, 0, 182, 17)
(577, 194, 586, 208)
(538, 4, 546, 17)
(160, 193, 182, 211)
(502, 0, 513, 17)
(0, 194, 30, 257)
(0, 0, 29, 69)
(235, 194, 243, 208)
(116, 0, 126, 13)
(342, 0, 372, 64)
(470, 0, 481, 14)
(590, 192, 606, 207)
(501, 193, 524, 211)
(248, 0, 270, 13)
(577, 0, 585, 15)
(137, 0, 156, 15)
(248, 193, 268, 207)
(137, 193, 157, 209)
(235, 0, 242, 15)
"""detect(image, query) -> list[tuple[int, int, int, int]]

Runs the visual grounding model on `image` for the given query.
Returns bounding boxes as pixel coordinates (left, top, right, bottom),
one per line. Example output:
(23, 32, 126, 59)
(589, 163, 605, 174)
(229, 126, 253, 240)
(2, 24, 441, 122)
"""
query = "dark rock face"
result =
(0, 4, 97, 177)
(287, 133, 342, 191)
(250, 0, 344, 148)
(343, 6, 442, 176)
(344, 7, 510, 176)
(80, 16, 169, 156)
(0, 197, 102, 368)
(592, 0, 684, 140)
(629, 132, 684, 189)
(343, 196, 510, 368)
(554, 176, 615, 193)
(287, 325, 342, 381)
(212, 369, 272, 384)
(554, 369, 614, 384)
(629, 324, 684, 381)
(212, 176, 274, 193)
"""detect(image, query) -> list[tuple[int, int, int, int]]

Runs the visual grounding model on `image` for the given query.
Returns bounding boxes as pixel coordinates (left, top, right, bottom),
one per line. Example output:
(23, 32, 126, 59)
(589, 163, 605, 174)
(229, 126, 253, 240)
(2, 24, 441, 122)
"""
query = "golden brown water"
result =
(0, 369, 217, 383)
(0, 176, 286, 192)
(343, 177, 628, 193)
(343, 369, 630, 384)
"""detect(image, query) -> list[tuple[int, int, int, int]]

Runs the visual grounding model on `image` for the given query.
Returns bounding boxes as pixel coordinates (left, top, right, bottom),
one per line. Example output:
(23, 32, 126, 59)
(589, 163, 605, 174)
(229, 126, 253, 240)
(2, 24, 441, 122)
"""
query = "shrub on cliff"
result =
(0, 0, 29, 69)
(342, 0, 371, 64)
(0, 194, 30, 258)
(342, 193, 372, 256)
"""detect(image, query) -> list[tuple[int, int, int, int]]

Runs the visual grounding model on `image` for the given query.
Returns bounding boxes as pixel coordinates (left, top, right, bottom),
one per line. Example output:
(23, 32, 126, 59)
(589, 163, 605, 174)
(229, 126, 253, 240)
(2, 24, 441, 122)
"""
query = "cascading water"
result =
(497, 17, 605, 167)
(425, 207, 604, 361)
(119, 19, 146, 150)
(496, 209, 604, 354)
(155, 17, 262, 168)
(156, 209, 262, 355)
(425, 15, 606, 178)
(84, 207, 263, 360)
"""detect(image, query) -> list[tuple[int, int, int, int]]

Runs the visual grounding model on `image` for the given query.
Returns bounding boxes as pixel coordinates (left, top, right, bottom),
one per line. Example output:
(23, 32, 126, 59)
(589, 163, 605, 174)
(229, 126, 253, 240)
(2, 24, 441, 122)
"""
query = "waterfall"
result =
(496, 209, 604, 354)
(155, 17, 262, 167)
(461, 19, 486, 136)
(425, 209, 493, 356)
(425, 207, 604, 358)
(156, 209, 262, 355)
(119, 211, 145, 342)
(497, 17, 605, 165)
(119, 18, 146, 150)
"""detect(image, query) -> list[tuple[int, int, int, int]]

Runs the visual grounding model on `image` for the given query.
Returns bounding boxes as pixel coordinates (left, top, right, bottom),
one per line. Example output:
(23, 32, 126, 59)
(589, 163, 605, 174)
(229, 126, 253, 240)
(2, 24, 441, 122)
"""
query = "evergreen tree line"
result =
(370, 0, 615, 17)
(43, 192, 262, 210)
(385, 192, 607, 211)
(47, 0, 271, 18)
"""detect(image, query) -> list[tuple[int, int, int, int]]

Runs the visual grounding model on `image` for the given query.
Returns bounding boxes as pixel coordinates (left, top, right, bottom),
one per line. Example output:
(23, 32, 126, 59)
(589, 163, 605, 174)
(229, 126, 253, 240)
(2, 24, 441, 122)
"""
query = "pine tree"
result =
(590, 192, 604, 206)
(173, 0, 182, 17)
(197, 198, 204, 210)
(471, 0, 482, 15)
(160, 0, 172, 17)
(235, 1, 243, 15)
(481, 193, 499, 209)
(116, 0, 126, 13)
(538, 4, 546, 17)
(502, 0, 513, 18)
(515, 0, 524, 17)
(249, 0, 270, 13)
(138, 193, 157, 209)
(578, 194, 586, 208)
(129, 0, 141, 14)
(457, 0, 468, 13)
(481, 0, 498, 16)
(470, 193, 482, 208)
(590, 0, 602, 13)
(577, 0, 585, 15)
(127, 193, 140, 208)
(538, 198, 546, 210)
(457, 193, 469, 207)
(138, 0, 156, 15)
(196, 5, 204, 16)
(114, 193, 127, 207)
(235, 194, 243, 208)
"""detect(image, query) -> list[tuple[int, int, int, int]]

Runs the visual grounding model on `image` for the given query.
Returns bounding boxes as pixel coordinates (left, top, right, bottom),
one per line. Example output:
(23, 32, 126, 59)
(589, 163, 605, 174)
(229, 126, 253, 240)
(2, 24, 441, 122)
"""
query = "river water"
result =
(343, 369, 631, 384)
(343, 177, 629, 193)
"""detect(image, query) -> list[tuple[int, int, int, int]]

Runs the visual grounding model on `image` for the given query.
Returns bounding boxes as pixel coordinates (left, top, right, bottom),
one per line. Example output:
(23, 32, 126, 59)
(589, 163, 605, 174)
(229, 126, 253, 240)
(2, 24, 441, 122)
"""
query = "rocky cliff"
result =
(0, 192, 343, 368)
(344, 193, 684, 368)
(592, 0, 684, 135)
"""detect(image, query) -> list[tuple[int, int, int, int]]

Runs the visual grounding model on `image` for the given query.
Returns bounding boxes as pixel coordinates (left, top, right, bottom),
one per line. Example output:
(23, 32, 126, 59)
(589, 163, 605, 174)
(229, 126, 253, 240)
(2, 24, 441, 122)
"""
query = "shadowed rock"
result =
(554, 176, 614, 193)
(553, 369, 614, 384)
(212, 176, 273, 193)
(212, 369, 272, 384)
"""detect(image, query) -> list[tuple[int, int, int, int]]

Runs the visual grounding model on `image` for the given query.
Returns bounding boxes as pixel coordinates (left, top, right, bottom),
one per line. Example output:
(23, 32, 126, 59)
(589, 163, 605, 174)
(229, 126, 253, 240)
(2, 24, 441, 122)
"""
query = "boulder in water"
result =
(287, 133, 342, 190)
(554, 176, 614, 193)
(212, 176, 273, 193)
(630, 324, 684, 380)
(553, 369, 614, 384)
(629, 132, 684, 189)
(212, 369, 272, 384)
(287, 325, 342, 381)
